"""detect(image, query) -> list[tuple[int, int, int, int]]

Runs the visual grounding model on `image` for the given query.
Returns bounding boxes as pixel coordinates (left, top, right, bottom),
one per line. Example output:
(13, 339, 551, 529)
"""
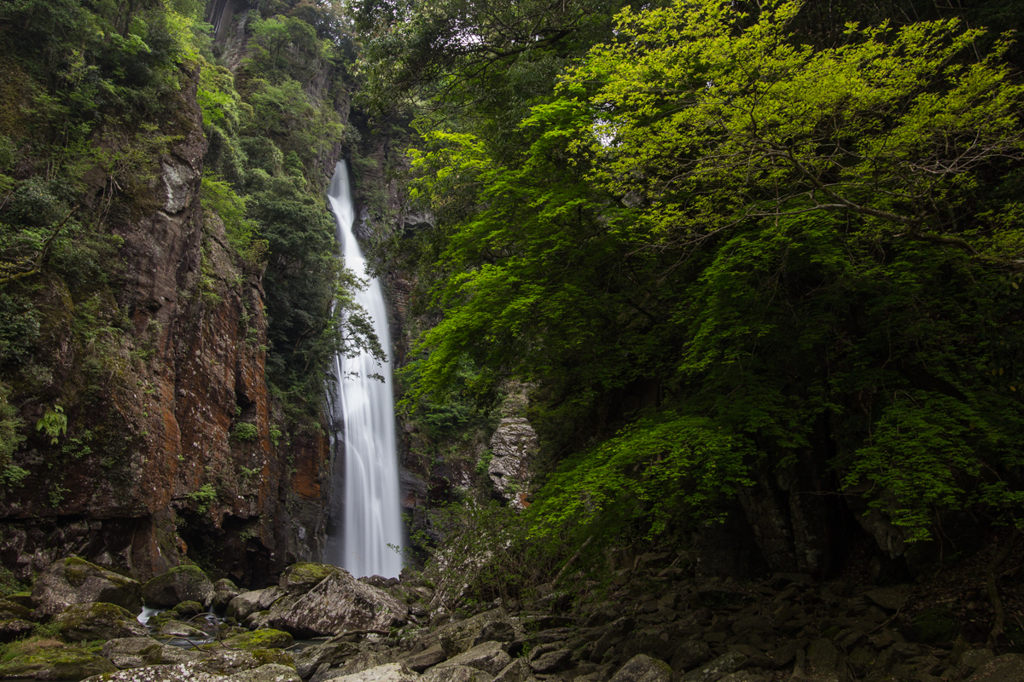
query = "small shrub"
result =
(232, 422, 258, 442)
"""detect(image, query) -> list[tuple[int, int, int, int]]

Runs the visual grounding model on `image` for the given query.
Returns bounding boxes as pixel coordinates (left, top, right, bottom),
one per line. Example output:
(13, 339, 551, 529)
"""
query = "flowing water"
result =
(323, 161, 404, 578)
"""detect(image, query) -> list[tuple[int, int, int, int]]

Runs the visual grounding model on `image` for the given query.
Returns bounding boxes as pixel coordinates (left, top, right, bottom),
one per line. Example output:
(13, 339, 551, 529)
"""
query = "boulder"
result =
(293, 641, 360, 679)
(402, 644, 447, 673)
(167, 600, 205, 619)
(31, 557, 141, 617)
(159, 646, 208, 666)
(0, 642, 117, 680)
(141, 565, 215, 608)
(223, 629, 294, 650)
(0, 598, 32, 620)
(228, 588, 284, 621)
(213, 579, 242, 611)
(422, 664, 490, 682)
(436, 609, 510, 657)
(82, 662, 219, 682)
(267, 571, 407, 637)
(101, 637, 164, 669)
(529, 648, 572, 674)
(279, 563, 340, 596)
(967, 654, 1024, 681)
(492, 658, 531, 682)
(320, 662, 420, 682)
(316, 650, 396, 681)
(55, 602, 149, 641)
(0, 619, 35, 642)
(611, 655, 673, 682)
(227, 663, 303, 682)
(437, 642, 512, 676)
(156, 619, 207, 638)
(671, 640, 711, 672)
(681, 651, 747, 682)
(198, 648, 295, 676)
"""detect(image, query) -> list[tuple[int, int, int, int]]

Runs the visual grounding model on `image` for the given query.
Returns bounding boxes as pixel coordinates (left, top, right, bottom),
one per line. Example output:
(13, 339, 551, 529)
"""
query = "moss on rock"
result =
(0, 640, 117, 680)
(141, 565, 214, 608)
(221, 629, 293, 650)
(55, 602, 148, 642)
(278, 563, 339, 596)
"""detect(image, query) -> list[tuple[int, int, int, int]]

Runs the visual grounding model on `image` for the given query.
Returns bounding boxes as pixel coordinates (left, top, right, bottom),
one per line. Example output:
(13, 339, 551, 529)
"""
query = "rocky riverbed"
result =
(0, 555, 1020, 682)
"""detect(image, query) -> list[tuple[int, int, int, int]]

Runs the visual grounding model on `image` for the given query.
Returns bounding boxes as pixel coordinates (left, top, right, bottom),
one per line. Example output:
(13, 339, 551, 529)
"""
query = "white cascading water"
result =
(323, 161, 404, 578)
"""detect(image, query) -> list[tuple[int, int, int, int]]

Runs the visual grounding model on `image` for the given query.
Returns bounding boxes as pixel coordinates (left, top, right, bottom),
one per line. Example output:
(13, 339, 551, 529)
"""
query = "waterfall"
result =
(323, 161, 404, 579)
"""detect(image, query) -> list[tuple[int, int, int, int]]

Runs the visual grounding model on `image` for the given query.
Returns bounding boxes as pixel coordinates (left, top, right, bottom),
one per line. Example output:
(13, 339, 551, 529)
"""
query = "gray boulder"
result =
(611, 655, 673, 682)
(32, 557, 141, 617)
(529, 648, 571, 674)
(402, 644, 446, 673)
(968, 654, 1024, 682)
(227, 663, 303, 682)
(422, 664, 491, 682)
(267, 571, 407, 637)
(294, 641, 361, 679)
(492, 659, 531, 682)
(83, 662, 219, 682)
(55, 602, 149, 641)
(437, 642, 512, 677)
(319, 662, 420, 682)
(681, 651, 747, 682)
(437, 609, 511, 657)
(0, 619, 35, 643)
(101, 637, 164, 668)
(228, 587, 284, 621)
(142, 565, 215, 608)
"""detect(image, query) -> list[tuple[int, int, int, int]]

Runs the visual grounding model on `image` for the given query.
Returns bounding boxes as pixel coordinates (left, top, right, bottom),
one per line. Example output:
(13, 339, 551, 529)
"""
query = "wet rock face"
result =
(487, 418, 537, 509)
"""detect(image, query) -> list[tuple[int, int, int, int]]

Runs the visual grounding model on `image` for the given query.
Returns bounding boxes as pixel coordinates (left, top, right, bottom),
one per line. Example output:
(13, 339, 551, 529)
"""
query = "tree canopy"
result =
(390, 0, 1024, 550)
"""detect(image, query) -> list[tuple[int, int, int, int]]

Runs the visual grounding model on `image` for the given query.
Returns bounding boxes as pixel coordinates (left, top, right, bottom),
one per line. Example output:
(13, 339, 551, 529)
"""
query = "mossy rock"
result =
(911, 606, 960, 644)
(0, 642, 117, 680)
(212, 579, 241, 611)
(0, 598, 32, 620)
(154, 619, 206, 639)
(141, 565, 214, 608)
(7, 592, 33, 609)
(278, 563, 339, 596)
(195, 647, 294, 675)
(221, 629, 293, 650)
(55, 602, 148, 642)
(32, 558, 141, 618)
(168, 600, 204, 619)
(0, 618, 35, 643)
(99, 637, 164, 669)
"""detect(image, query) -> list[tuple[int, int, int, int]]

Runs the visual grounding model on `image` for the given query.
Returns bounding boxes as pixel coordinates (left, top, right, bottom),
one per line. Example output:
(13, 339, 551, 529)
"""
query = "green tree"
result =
(404, 0, 1024, 546)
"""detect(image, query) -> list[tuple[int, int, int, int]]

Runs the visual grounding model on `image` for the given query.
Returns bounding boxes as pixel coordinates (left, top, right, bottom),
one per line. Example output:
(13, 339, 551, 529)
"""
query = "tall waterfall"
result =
(323, 161, 404, 579)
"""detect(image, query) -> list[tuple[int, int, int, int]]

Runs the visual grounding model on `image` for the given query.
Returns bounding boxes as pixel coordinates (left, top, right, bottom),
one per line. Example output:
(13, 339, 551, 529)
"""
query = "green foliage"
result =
(529, 413, 753, 545)
(394, 0, 1024, 548)
(186, 483, 217, 513)
(0, 383, 24, 469)
(232, 422, 259, 443)
(200, 173, 267, 270)
(35, 406, 67, 445)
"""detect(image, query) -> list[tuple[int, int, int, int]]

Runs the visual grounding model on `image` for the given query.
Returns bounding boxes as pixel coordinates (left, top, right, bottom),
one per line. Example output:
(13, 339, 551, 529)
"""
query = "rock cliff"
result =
(0, 49, 331, 585)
